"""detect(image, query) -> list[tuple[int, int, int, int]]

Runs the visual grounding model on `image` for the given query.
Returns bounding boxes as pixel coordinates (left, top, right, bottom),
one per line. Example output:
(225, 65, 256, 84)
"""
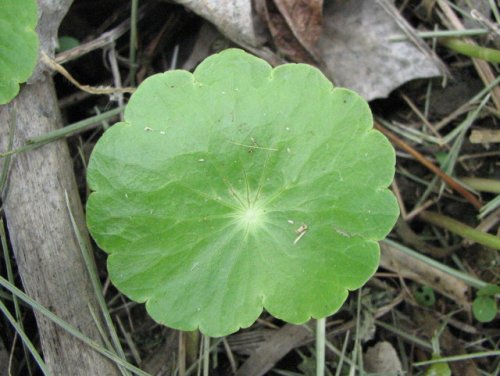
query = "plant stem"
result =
(413, 350, 500, 366)
(128, 0, 139, 85)
(0, 107, 122, 159)
(316, 318, 326, 376)
(389, 28, 490, 41)
(420, 211, 500, 250)
(440, 38, 500, 63)
(203, 335, 210, 376)
(460, 177, 500, 194)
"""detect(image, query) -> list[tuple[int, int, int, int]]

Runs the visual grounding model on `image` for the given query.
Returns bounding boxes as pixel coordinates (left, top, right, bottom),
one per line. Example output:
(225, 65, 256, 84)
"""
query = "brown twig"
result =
(374, 122, 482, 209)
(42, 52, 135, 95)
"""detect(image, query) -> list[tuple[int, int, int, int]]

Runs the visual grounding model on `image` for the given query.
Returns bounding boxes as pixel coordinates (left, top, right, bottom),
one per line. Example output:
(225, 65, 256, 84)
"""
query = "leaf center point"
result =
(238, 206, 264, 227)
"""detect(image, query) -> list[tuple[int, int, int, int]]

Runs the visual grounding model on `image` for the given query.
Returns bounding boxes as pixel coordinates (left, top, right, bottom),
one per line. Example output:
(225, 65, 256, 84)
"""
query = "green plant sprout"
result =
(0, 0, 39, 104)
(414, 285, 436, 307)
(424, 335, 451, 376)
(473, 284, 500, 323)
(86, 49, 399, 338)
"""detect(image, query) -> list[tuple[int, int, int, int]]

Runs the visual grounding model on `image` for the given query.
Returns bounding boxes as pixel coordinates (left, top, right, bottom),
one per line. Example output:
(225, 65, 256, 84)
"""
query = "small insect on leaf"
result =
(294, 224, 308, 244)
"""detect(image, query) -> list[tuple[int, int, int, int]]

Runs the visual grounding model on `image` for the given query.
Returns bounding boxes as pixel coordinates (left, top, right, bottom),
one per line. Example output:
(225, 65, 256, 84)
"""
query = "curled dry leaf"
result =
(255, 0, 323, 64)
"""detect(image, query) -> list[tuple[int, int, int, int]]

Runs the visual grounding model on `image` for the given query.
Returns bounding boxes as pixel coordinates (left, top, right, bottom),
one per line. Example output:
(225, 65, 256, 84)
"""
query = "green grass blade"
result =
(0, 276, 151, 376)
(64, 191, 130, 374)
(0, 299, 50, 375)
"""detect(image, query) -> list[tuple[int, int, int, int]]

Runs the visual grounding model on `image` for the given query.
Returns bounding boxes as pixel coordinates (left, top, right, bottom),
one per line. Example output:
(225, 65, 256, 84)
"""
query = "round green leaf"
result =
(414, 285, 436, 307)
(87, 49, 399, 337)
(0, 0, 39, 104)
(473, 296, 497, 323)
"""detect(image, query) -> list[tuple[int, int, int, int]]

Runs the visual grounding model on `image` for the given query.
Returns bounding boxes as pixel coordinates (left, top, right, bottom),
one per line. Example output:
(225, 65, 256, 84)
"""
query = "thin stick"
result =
(203, 335, 210, 376)
(179, 331, 186, 376)
(128, 0, 139, 85)
(56, 19, 130, 64)
(374, 122, 482, 209)
(400, 93, 442, 140)
(42, 52, 135, 94)
(64, 191, 131, 375)
(414, 350, 500, 366)
(420, 210, 500, 250)
(334, 330, 350, 376)
(0, 300, 50, 375)
(316, 318, 326, 376)
(0, 218, 33, 375)
(389, 28, 491, 41)
(0, 107, 122, 159)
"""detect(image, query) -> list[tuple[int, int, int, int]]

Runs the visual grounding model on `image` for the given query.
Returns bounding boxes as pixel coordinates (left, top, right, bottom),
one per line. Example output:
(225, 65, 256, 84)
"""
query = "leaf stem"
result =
(413, 350, 500, 366)
(420, 211, 500, 250)
(439, 38, 500, 63)
(128, 0, 139, 85)
(460, 177, 500, 194)
(316, 318, 325, 376)
(203, 335, 210, 376)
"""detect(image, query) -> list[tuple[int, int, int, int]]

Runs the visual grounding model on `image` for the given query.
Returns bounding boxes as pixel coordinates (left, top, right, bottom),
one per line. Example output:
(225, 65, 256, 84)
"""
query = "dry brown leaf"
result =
(274, 0, 323, 47)
(363, 341, 403, 374)
(470, 129, 500, 144)
(182, 22, 228, 71)
(235, 324, 311, 376)
(380, 242, 470, 309)
(172, 0, 266, 47)
(255, 0, 323, 64)
(418, 0, 438, 19)
(319, 0, 442, 100)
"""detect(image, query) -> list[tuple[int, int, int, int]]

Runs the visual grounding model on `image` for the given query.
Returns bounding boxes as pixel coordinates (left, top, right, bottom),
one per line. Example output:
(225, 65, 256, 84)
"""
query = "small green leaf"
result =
(56, 36, 80, 53)
(434, 151, 448, 169)
(477, 284, 500, 297)
(86, 49, 399, 337)
(414, 285, 436, 307)
(424, 355, 451, 376)
(473, 296, 497, 323)
(0, 0, 39, 104)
